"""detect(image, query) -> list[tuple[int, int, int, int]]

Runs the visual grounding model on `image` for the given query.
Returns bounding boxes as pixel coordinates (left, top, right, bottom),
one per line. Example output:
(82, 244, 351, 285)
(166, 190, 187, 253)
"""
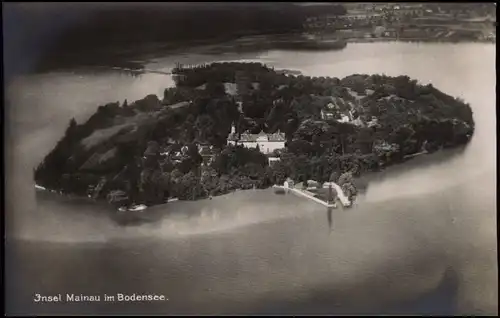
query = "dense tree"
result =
(175, 171, 205, 200)
(329, 171, 340, 183)
(355, 127, 375, 154)
(34, 62, 474, 207)
(338, 171, 353, 186)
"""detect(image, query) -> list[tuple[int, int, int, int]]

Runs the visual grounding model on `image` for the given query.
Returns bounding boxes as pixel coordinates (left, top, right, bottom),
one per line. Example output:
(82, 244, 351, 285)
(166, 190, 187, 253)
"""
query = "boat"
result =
(128, 204, 147, 212)
(34, 184, 46, 191)
(276, 69, 303, 76)
(117, 204, 148, 212)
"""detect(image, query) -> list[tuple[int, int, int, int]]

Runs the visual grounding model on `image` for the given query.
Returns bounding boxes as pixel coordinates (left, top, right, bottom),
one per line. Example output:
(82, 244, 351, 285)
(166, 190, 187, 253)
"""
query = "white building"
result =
(321, 109, 336, 120)
(338, 114, 351, 123)
(373, 26, 386, 37)
(283, 180, 290, 193)
(367, 116, 380, 128)
(352, 118, 365, 127)
(227, 124, 286, 154)
(268, 157, 281, 167)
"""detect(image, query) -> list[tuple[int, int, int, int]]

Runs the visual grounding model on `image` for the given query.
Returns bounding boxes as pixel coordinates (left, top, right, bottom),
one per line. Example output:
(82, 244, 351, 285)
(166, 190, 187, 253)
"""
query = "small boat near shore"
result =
(35, 184, 47, 191)
(129, 204, 147, 211)
(118, 204, 148, 212)
(276, 69, 302, 76)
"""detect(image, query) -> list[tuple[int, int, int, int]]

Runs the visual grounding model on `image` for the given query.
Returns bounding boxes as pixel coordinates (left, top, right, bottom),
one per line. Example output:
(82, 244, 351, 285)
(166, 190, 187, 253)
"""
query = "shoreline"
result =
(36, 36, 495, 74)
(32, 59, 474, 212)
(33, 130, 471, 212)
(345, 37, 496, 44)
(353, 145, 468, 194)
(274, 185, 338, 208)
(32, 150, 424, 211)
(179, 36, 495, 56)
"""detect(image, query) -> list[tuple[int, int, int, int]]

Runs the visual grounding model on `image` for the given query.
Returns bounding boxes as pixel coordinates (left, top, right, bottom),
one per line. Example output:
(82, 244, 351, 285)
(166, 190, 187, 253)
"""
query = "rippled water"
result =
(5, 43, 497, 315)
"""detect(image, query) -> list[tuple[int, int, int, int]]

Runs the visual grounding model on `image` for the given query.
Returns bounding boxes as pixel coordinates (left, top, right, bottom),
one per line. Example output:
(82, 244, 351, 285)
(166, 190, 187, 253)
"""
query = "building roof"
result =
(227, 133, 239, 141)
(374, 140, 398, 152)
(268, 132, 286, 142)
(199, 146, 214, 156)
(231, 130, 286, 143)
(239, 133, 259, 142)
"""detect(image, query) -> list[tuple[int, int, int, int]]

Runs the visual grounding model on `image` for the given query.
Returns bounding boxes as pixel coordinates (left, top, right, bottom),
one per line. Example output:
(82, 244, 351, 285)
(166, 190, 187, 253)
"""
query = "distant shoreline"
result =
(345, 37, 496, 44)
(36, 35, 494, 73)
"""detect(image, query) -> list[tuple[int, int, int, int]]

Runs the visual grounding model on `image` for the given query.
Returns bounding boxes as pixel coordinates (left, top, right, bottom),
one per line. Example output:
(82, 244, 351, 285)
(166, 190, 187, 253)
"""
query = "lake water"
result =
(5, 43, 497, 315)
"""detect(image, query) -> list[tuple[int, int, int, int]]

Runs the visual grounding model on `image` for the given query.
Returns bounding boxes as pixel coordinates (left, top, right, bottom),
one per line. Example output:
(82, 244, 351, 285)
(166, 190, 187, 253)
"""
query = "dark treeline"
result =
(38, 3, 347, 70)
(34, 62, 474, 208)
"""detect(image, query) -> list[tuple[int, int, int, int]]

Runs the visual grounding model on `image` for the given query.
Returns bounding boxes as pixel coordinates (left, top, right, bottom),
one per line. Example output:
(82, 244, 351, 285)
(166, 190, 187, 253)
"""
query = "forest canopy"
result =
(34, 62, 474, 207)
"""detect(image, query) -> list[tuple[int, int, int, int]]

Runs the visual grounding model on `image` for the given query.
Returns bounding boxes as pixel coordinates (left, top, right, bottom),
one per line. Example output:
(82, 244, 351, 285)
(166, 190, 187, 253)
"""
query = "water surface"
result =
(5, 43, 497, 315)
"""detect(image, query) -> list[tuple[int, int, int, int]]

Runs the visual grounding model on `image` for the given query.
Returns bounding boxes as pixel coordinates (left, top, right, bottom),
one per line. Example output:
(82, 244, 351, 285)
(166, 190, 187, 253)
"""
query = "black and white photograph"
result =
(4, 2, 497, 315)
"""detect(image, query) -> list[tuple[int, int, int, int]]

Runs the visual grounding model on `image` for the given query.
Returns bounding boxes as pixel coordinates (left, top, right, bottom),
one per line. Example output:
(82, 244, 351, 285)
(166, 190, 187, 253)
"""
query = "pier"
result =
(289, 187, 337, 208)
(274, 182, 351, 208)
(327, 182, 351, 207)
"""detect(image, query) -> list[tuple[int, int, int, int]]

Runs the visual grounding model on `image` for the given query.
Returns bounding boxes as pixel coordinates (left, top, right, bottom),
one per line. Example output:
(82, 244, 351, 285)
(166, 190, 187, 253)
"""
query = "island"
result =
(34, 62, 475, 210)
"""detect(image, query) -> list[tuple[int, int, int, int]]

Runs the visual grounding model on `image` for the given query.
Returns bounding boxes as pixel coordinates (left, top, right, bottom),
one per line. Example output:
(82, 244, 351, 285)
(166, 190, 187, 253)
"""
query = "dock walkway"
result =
(274, 182, 351, 208)
(328, 182, 351, 207)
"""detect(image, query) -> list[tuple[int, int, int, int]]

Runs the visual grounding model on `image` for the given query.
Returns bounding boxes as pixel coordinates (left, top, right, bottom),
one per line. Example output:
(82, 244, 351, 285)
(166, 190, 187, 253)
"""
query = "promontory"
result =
(34, 62, 475, 208)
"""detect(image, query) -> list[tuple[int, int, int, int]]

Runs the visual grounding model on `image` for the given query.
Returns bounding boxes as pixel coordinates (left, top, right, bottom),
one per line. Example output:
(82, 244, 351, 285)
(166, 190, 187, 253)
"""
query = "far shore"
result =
(177, 35, 495, 57)
(346, 37, 496, 44)
(36, 34, 495, 73)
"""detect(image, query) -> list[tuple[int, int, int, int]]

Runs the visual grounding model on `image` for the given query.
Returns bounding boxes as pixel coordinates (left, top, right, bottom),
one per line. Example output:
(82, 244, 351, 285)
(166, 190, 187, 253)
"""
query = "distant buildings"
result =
(227, 123, 286, 154)
(197, 144, 216, 166)
(351, 117, 365, 127)
(373, 25, 387, 37)
(268, 157, 281, 167)
(156, 141, 217, 166)
(304, 15, 341, 30)
(338, 113, 351, 123)
(367, 116, 380, 128)
(319, 98, 362, 125)
(321, 109, 336, 120)
(320, 98, 341, 120)
(383, 29, 398, 37)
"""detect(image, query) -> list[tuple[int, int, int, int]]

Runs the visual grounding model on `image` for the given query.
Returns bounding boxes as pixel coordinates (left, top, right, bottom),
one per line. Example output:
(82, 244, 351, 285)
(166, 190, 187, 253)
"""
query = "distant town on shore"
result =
(37, 3, 495, 72)
(303, 2, 495, 43)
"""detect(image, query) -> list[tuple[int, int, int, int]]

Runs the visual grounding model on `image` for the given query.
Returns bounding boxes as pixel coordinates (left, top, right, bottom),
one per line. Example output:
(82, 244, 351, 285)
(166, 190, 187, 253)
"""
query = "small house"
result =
(307, 180, 320, 188)
(339, 114, 351, 123)
(373, 26, 386, 37)
(321, 109, 336, 120)
(199, 145, 216, 166)
(268, 157, 281, 167)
